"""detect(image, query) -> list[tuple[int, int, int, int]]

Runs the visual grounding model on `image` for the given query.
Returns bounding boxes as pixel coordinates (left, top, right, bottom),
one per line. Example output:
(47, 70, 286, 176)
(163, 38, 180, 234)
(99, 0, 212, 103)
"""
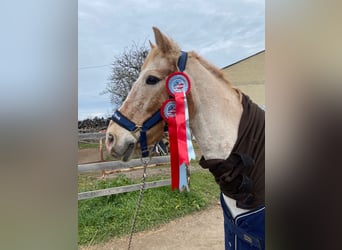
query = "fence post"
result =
(99, 138, 104, 161)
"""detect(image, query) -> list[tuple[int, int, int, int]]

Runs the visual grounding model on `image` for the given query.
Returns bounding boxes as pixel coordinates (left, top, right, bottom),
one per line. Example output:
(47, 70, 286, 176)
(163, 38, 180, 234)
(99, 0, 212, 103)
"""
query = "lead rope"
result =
(127, 156, 151, 250)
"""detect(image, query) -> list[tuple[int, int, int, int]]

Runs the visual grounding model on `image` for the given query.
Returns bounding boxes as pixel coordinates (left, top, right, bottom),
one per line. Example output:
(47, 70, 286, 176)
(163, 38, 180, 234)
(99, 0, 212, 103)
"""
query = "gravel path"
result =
(79, 204, 224, 250)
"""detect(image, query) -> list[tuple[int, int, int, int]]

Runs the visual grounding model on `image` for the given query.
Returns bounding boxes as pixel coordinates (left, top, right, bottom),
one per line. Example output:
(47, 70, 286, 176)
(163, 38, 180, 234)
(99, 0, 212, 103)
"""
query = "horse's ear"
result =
(149, 40, 155, 49)
(152, 27, 172, 53)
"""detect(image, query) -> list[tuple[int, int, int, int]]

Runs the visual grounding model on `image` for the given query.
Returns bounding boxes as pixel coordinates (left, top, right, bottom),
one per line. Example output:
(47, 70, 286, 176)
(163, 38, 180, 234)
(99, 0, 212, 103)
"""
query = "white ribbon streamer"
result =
(184, 92, 196, 161)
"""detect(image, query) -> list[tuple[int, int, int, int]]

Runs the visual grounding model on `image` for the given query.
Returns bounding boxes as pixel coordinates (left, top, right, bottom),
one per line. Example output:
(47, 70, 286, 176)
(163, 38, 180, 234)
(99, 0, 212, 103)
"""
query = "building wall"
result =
(221, 51, 265, 106)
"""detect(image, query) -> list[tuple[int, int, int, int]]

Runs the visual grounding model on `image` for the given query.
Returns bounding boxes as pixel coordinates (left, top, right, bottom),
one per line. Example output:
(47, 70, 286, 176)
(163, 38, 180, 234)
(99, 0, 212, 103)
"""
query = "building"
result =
(221, 50, 265, 107)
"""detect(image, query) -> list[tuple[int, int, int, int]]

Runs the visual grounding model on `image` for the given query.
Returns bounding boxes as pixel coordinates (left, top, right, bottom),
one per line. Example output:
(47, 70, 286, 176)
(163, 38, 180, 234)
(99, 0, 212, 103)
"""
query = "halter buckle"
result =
(130, 126, 141, 141)
(133, 125, 142, 133)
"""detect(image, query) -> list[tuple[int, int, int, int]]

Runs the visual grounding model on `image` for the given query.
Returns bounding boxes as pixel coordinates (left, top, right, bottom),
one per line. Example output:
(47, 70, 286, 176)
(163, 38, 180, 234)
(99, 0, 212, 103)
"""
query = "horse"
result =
(106, 27, 265, 250)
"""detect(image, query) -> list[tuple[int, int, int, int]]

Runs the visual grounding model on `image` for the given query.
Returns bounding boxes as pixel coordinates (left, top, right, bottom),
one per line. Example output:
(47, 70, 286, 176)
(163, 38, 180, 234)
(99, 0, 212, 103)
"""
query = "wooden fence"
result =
(78, 156, 171, 200)
(78, 132, 105, 142)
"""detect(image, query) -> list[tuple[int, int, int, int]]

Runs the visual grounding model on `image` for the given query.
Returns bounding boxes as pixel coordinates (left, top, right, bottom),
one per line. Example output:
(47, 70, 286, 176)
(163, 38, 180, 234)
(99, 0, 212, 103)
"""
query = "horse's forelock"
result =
(142, 46, 179, 72)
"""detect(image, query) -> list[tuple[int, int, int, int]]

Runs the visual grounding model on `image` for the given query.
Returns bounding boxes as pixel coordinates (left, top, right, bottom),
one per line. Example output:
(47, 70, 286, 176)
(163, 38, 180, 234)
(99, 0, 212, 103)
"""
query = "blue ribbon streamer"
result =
(179, 163, 189, 191)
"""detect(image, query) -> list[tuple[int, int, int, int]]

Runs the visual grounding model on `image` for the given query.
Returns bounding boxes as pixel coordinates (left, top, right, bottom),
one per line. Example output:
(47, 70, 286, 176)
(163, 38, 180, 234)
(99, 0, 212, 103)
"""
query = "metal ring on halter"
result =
(140, 150, 152, 165)
(133, 125, 142, 133)
(130, 126, 142, 141)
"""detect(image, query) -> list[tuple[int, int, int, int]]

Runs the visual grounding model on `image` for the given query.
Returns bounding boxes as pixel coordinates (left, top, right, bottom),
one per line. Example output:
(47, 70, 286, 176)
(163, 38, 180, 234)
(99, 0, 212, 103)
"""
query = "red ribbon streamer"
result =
(167, 113, 179, 190)
(175, 92, 189, 167)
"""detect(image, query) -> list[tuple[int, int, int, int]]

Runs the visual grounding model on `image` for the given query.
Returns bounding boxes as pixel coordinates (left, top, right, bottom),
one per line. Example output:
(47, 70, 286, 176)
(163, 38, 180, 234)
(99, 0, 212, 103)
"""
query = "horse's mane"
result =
(188, 51, 232, 85)
(189, 51, 242, 101)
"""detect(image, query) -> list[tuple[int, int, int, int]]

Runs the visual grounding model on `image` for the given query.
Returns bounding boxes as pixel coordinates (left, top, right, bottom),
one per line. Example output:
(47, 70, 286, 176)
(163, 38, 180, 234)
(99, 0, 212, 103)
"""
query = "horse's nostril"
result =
(107, 133, 114, 143)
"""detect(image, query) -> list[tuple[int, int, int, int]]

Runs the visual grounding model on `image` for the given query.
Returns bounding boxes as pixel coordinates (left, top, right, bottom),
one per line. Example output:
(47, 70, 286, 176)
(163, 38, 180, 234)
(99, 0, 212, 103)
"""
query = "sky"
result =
(78, 0, 264, 120)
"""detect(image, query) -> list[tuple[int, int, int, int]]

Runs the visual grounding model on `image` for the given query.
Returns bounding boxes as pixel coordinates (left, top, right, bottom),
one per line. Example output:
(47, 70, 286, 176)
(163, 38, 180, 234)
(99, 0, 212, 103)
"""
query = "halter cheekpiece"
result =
(111, 51, 188, 157)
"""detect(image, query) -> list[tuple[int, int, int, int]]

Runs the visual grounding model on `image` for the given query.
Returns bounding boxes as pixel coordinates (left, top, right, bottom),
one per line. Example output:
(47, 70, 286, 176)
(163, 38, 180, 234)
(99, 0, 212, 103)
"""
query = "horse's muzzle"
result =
(105, 128, 137, 161)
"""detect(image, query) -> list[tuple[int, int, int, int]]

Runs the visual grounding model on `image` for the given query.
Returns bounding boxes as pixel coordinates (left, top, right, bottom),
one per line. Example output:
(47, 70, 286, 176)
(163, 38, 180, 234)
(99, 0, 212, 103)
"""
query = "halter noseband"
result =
(111, 51, 188, 157)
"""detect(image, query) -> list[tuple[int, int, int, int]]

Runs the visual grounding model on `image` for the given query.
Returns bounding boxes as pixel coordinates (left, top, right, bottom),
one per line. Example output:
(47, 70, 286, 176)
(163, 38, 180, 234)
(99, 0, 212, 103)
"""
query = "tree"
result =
(102, 42, 149, 109)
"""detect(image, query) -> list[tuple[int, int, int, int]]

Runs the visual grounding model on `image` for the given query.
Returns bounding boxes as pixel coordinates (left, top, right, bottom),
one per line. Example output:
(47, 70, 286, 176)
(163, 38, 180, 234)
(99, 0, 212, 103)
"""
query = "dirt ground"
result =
(78, 148, 104, 164)
(78, 148, 225, 250)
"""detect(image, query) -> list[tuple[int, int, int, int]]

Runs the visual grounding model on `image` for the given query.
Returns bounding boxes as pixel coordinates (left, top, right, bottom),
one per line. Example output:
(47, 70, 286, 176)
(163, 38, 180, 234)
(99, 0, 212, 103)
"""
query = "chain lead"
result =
(127, 156, 151, 250)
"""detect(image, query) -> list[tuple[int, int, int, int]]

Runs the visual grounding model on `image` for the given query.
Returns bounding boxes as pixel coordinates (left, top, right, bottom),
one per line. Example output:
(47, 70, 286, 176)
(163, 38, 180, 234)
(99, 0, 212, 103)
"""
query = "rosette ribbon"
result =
(161, 71, 196, 191)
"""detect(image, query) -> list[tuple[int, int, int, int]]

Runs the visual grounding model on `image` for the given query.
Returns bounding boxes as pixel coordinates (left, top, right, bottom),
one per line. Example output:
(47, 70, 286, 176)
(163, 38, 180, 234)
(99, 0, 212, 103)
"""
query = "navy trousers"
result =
(220, 193, 265, 250)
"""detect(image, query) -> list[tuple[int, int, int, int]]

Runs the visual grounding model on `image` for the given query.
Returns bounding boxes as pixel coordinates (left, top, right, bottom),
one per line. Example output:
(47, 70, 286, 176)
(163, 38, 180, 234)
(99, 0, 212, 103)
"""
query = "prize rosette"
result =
(165, 72, 191, 96)
(161, 99, 179, 190)
(161, 72, 195, 191)
(161, 99, 176, 120)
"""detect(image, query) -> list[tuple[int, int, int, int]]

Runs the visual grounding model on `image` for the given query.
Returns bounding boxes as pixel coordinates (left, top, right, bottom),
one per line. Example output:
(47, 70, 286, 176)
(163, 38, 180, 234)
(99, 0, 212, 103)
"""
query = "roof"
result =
(221, 50, 265, 70)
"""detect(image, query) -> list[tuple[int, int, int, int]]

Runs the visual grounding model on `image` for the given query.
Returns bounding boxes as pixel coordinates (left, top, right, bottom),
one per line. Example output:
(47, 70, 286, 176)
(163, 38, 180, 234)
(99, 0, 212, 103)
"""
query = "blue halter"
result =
(111, 110, 162, 157)
(111, 51, 188, 157)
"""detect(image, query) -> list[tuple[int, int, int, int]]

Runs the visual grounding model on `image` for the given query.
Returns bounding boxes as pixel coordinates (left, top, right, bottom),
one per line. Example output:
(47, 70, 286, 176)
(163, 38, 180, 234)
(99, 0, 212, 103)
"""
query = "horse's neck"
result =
(186, 58, 243, 160)
(186, 58, 248, 217)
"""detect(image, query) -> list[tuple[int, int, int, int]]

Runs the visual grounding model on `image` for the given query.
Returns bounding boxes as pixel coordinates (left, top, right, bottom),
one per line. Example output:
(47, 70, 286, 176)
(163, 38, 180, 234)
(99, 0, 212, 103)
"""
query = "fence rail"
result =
(78, 132, 105, 142)
(78, 179, 171, 200)
(78, 156, 171, 200)
(78, 155, 170, 172)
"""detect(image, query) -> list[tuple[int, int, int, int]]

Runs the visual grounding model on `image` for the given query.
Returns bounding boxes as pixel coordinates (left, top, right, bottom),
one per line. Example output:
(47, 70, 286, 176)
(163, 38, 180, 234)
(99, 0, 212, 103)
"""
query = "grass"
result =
(78, 142, 100, 149)
(78, 170, 220, 245)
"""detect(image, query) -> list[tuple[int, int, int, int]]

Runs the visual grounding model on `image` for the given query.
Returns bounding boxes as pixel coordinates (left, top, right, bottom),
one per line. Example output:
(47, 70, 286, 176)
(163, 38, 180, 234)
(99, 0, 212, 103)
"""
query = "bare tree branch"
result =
(101, 42, 149, 109)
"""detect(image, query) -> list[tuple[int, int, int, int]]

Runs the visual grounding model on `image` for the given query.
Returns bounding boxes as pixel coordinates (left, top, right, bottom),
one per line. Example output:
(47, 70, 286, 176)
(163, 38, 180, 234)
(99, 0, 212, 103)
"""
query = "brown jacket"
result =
(199, 94, 265, 209)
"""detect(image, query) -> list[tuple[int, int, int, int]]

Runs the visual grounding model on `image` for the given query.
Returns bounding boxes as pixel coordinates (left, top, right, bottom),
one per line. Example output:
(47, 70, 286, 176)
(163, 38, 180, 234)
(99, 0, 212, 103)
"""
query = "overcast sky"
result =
(78, 0, 264, 120)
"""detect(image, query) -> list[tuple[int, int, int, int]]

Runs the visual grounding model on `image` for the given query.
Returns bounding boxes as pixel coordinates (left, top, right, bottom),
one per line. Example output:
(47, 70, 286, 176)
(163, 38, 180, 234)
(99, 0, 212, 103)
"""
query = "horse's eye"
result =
(146, 75, 161, 85)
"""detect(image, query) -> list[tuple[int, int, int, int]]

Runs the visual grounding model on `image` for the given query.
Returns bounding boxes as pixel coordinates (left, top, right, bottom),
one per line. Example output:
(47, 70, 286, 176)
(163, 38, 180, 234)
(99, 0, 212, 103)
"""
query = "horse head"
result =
(106, 27, 181, 161)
